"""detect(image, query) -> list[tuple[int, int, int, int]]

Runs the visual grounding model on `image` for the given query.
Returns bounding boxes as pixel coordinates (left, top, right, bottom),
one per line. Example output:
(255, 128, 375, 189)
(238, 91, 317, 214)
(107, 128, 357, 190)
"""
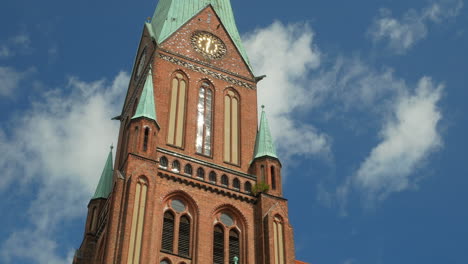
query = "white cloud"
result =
(243, 21, 331, 158)
(369, 0, 463, 53)
(0, 67, 31, 97)
(0, 72, 128, 263)
(354, 77, 443, 200)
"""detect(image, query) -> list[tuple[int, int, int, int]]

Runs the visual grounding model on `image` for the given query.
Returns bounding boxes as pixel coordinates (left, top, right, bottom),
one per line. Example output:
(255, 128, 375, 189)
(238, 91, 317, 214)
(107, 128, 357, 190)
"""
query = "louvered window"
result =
(161, 211, 174, 252)
(178, 216, 191, 257)
(213, 225, 224, 264)
(229, 230, 240, 264)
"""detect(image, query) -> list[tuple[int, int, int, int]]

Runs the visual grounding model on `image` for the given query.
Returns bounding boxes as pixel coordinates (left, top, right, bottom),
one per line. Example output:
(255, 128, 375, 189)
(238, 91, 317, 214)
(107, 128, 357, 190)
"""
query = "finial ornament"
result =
(110, 144, 114, 150)
(233, 256, 239, 264)
(261, 105, 265, 109)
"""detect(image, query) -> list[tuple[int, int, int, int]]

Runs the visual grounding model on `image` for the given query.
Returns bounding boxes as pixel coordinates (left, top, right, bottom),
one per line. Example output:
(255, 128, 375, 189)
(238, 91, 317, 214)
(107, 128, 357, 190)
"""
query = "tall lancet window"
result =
(196, 82, 213, 156)
(167, 72, 187, 148)
(224, 89, 240, 164)
(273, 215, 285, 264)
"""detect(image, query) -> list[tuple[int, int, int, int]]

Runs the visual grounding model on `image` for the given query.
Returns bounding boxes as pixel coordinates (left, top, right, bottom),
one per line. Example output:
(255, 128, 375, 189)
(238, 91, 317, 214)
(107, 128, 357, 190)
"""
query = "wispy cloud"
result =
(0, 33, 32, 59)
(0, 66, 33, 97)
(354, 77, 443, 201)
(368, 0, 463, 54)
(0, 72, 128, 263)
(243, 21, 331, 159)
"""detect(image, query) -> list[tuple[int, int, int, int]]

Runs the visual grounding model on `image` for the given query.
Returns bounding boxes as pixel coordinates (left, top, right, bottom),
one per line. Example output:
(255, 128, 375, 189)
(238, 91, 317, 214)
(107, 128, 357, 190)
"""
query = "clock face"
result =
(191, 31, 227, 59)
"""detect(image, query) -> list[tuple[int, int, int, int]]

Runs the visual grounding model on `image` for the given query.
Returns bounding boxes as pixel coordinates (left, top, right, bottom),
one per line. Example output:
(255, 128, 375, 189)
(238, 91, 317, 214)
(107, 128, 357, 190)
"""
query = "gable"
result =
(157, 6, 254, 79)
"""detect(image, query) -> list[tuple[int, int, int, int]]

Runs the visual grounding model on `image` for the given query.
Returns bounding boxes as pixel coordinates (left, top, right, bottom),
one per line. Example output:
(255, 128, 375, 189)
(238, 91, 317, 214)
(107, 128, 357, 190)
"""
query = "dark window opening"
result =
(143, 127, 149, 151)
(184, 164, 192, 175)
(271, 166, 276, 190)
(229, 229, 240, 264)
(160, 156, 168, 168)
(244, 182, 252, 194)
(233, 178, 240, 190)
(172, 160, 180, 172)
(178, 216, 191, 257)
(213, 225, 224, 264)
(162, 211, 175, 252)
(209, 171, 217, 183)
(197, 168, 205, 180)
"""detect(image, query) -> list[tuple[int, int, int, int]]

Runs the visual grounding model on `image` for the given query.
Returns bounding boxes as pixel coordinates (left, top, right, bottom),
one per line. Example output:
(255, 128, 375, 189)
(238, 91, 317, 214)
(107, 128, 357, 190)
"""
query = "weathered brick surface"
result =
(74, 5, 305, 264)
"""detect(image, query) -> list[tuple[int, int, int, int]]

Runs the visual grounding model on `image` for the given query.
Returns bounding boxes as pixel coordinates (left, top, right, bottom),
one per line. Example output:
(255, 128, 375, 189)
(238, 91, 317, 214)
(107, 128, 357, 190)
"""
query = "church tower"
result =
(74, 1, 306, 263)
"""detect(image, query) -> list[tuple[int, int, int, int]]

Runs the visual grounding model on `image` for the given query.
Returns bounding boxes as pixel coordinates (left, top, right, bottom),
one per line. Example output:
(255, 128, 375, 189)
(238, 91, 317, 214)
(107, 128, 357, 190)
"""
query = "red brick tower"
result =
(74, 1, 306, 264)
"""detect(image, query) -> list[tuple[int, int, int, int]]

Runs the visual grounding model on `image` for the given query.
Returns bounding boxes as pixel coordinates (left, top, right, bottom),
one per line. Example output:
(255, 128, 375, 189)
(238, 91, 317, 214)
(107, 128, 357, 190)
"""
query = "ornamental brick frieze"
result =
(158, 53, 255, 90)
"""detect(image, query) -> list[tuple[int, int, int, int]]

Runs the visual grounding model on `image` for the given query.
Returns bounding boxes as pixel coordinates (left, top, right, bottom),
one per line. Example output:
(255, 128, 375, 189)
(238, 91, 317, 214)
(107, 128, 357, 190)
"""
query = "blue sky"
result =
(0, 0, 467, 263)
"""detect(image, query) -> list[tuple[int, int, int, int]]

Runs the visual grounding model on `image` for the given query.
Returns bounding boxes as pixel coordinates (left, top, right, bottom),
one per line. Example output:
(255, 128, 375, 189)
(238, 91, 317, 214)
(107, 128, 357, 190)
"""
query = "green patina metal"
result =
(253, 106, 278, 160)
(92, 146, 114, 199)
(148, 0, 253, 73)
(132, 68, 157, 121)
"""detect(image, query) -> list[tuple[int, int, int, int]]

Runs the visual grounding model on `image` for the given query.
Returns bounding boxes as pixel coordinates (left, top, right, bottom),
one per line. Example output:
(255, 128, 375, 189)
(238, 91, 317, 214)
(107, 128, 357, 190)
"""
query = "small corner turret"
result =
(249, 106, 283, 197)
(128, 68, 159, 160)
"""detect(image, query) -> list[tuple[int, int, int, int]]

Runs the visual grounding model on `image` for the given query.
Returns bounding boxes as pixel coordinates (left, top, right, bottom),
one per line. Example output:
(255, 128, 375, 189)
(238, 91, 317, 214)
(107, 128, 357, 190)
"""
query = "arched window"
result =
(197, 168, 205, 180)
(213, 225, 224, 264)
(229, 229, 240, 264)
(184, 164, 192, 176)
(233, 178, 240, 190)
(273, 216, 285, 264)
(178, 215, 191, 257)
(133, 126, 139, 152)
(196, 82, 213, 156)
(167, 72, 187, 148)
(161, 211, 175, 252)
(260, 165, 265, 182)
(143, 127, 149, 152)
(159, 156, 168, 168)
(221, 175, 229, 187)
(271, 166, 276, 190)
(172, 160, 180, 172)
(209, 171, 217, 183)
(224, 89, 240, 164)
(244, 182, 252, 194)
(127, 177, 148, 264)
(160, 259, 171, 264)
(214, 212, 244, 264)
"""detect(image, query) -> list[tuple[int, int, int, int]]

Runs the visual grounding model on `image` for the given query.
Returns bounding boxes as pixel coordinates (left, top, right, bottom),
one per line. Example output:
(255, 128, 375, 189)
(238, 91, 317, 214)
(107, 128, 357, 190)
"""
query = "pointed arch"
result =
(167, 71, 188, 148)
(127, 176, 149, 264)
(196, 80, 214, 156)
(224, 88, 240, 164)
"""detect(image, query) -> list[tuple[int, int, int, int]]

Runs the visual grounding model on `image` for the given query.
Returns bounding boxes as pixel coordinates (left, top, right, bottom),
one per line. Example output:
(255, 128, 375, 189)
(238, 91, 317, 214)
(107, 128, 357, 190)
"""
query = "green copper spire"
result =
(92, 146, 114, 199)
(253, 106, 278, 160)
(132, 68, 157, 121)
(148, 0, 253, 73)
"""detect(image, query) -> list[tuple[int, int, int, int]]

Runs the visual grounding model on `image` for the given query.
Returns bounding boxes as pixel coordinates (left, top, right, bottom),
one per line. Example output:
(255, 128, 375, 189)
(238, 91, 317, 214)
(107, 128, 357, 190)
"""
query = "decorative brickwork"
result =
(74, 3, 309, 264)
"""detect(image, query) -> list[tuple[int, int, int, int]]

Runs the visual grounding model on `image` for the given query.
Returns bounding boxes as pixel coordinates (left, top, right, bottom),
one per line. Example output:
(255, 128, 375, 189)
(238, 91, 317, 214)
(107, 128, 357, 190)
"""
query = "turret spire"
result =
(253, 106, 278, 160)
(92, 146, 114, 199)
(132, 68, 157, 122)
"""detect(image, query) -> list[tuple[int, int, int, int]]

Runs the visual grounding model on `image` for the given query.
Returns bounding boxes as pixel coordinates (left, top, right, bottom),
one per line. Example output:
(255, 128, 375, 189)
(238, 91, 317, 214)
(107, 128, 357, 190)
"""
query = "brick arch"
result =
(211, 203, 248, 230)
(161, 190, 200, 216)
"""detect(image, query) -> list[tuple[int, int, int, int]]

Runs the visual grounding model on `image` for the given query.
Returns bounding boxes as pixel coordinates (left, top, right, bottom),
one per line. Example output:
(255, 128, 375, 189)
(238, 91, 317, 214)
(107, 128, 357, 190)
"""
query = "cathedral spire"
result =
(253, 106, 278, 160)
(148, 0, 253, 72)
(92, 146, 114, 199)
(132, 68, 157, 122)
